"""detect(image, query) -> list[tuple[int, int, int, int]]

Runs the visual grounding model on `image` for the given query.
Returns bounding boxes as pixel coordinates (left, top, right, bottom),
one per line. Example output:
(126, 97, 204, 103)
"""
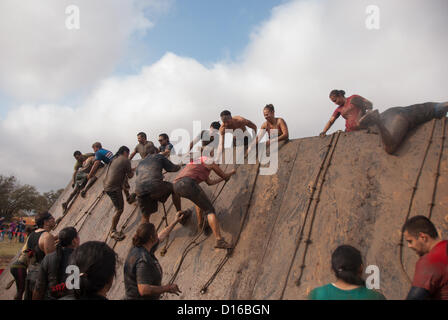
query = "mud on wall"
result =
(1, 119, 447, 300)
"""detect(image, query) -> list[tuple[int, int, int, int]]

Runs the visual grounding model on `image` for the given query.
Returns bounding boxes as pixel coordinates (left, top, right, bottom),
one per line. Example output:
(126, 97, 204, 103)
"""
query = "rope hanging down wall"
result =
(199, 162, 261, 295)
(294, 131, 341, 288)
(168, 173, 231, 286)
(278, 131, 341, 300)
(199, 140, 291, 295)
(398, 119, 437, 283)
(428, 118, 446, 220)
(74, 191, 105, 232)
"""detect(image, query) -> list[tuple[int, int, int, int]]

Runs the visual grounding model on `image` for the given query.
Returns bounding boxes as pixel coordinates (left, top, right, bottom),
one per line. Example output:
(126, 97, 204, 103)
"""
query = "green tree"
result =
(0, 175, 63, 219)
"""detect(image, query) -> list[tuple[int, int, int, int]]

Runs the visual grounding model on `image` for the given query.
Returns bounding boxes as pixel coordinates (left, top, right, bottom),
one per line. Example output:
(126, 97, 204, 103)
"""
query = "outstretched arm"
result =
(320, 115, 338, 137)
(216, 126, 226, 161)
(205, 164, 236, 185)
(158, 211, 183, 242)
(129, 151, 137, 160)
(189, 133, 202, 151)
(244, 118, 257, 135)
(87, 160, 101, 180)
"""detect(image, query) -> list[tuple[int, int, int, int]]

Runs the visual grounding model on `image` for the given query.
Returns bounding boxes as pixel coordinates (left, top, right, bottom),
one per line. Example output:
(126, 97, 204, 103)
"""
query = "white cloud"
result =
(1, 0, 447, 191)
(0, 0, 165, 101)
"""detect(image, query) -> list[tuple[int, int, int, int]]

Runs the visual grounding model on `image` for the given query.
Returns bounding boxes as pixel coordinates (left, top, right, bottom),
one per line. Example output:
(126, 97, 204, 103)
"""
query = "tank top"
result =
(27, 230, 46, 264)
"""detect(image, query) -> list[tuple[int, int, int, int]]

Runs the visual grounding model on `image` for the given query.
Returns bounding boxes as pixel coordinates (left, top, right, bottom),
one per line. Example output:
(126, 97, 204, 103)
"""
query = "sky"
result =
(0, 0, 447, 192)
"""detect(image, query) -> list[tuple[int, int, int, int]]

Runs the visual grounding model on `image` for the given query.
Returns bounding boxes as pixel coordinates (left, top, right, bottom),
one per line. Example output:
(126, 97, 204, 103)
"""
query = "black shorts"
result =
(137, 181, 174, 218)
(106, 190, 124, 212)
(173, 177, 215, 215)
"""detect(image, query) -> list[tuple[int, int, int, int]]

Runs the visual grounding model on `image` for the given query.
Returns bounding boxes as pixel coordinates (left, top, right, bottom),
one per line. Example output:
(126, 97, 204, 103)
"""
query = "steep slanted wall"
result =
(1, 119, 447, 300)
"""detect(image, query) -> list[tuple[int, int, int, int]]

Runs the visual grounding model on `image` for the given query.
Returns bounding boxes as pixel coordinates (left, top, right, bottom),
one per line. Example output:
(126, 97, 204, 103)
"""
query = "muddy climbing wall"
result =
(1, 119, 447, 300)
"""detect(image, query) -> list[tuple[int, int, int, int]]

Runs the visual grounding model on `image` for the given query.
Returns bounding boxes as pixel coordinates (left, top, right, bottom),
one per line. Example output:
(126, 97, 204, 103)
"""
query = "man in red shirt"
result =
(320, 89, 373, 136)
(402, 215, 448, 300)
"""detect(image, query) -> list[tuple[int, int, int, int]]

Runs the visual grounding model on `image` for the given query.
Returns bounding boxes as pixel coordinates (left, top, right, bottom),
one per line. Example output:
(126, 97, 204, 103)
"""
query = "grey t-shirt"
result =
(124, 243, 162, 300)
(103, 155, 133, 192)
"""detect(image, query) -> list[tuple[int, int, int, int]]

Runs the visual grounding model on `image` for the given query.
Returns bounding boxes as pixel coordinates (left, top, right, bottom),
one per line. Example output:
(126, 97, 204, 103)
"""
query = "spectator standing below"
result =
(320, 90, 373, 136)
(403, 215, 448, 300)
(33, 227, 80, 300)
(308, 245, 385, 300)
(104, 146, 135, 241)
(9, 226, 33, 300)
(129, 132, 158, 160)
(124, 219, 183, 300)
(158, 133, 174, 158)
(60, 241, 117, 300)
(24, 212, 57, 300)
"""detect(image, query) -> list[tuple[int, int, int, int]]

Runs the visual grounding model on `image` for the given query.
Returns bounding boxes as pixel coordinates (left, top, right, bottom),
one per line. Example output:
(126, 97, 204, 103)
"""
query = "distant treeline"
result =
(0, 175, 63, 220)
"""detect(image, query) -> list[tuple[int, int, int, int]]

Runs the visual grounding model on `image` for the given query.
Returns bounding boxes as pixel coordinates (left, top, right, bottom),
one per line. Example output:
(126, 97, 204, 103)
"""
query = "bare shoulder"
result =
(277, 117, 287, 125)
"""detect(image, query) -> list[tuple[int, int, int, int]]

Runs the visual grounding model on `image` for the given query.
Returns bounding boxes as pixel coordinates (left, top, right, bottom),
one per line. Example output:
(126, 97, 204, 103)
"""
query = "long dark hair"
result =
(331, 245, 365, 286)
(55, 227, 78, 283)
(132, 223, 157, 247)
(69, 241, 117, 299)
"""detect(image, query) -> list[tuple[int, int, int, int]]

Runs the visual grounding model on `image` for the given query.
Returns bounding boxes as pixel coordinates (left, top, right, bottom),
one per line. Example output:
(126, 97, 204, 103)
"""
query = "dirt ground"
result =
(0, 241, 23, 269)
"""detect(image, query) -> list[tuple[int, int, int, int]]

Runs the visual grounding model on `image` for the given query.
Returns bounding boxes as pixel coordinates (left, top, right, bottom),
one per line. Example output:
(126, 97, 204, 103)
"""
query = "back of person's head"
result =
(35, 212, 53, 228)
(70, 241, 117, 298)
(137, 132, 147, 139)
(220, 110, 231, 117)
(55, 227, 79, 283)
(331, 245, 365, 286)
(402, 215, 438, 239)
(58, 227, 78, 248)
(159, 133, 169, 142)
(115, 146, 130, 158)
(147, 145, 158, 155)
(329, 89, 346, 97)
(92, 142, 102, 149)
(132, 223, 157, 247)
(25, 225, 34, 236)
(73, 151, 82, 157)
(210, 121, 221, 130)
(264, 104, 275, 112)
